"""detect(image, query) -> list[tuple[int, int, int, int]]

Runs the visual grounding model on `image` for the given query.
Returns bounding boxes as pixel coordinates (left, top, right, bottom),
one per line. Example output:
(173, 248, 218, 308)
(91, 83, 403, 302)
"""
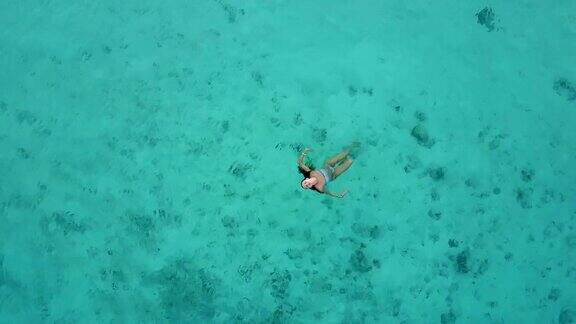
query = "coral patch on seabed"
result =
(475, 7, 497, 32)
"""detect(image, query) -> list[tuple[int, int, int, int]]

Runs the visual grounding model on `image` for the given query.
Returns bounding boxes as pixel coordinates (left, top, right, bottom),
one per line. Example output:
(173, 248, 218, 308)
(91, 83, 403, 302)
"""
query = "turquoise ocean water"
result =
(1, 0, 575, 323)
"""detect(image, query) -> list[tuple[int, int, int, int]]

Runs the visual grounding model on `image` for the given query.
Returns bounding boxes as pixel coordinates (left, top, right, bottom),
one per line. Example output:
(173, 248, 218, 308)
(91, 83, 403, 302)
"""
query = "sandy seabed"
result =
(1, 0, 575, 323)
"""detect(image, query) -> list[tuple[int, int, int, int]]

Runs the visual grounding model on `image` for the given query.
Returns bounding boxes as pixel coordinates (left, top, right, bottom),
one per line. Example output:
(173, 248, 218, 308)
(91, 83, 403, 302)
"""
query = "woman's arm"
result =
(297, 148, 312, 171)
(326, 190, 348, 198)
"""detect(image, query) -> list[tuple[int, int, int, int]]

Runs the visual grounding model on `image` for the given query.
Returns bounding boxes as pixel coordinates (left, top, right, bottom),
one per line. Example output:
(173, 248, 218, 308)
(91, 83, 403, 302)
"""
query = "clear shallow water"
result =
(1, 0, 575, 323)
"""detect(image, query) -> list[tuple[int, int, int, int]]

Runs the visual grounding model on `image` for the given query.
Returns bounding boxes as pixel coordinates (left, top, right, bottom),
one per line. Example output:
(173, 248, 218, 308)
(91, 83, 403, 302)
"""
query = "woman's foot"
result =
(344, 141, 361, 158)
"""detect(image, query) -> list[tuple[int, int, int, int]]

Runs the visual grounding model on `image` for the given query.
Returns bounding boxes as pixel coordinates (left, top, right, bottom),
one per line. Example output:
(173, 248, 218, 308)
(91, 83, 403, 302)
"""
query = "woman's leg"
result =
(332, 158, 353, 179)
(324, 150, 349, 167)
(324, 142, 360, 167)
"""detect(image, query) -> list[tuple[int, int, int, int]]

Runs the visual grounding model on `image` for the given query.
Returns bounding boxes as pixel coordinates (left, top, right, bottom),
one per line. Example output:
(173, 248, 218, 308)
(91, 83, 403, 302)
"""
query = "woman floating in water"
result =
(297, 143, 359, 198)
